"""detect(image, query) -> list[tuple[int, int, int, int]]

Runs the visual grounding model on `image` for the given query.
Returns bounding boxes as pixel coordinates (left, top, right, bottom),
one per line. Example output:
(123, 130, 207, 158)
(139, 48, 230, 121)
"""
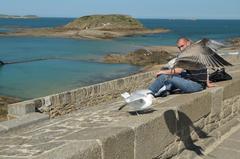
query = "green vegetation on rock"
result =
(64, 14, 144, 30)
(0, 14, 169, 39)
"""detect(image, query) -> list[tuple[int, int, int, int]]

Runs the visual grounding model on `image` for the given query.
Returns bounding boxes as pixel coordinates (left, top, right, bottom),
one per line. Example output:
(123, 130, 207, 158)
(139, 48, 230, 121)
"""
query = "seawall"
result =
(0, 64, 240, 158)
(8, 71, 155, 118)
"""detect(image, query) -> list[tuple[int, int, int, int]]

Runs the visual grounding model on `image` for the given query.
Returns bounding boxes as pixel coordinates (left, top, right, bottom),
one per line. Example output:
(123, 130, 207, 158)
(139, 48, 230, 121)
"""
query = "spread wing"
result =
(176, 38, 233, 68)
(206, 39, 225, 51)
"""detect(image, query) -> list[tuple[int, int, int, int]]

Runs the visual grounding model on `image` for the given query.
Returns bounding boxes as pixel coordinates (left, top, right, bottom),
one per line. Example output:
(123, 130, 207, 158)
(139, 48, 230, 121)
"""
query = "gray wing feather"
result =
(207, 39, 225, 51)
(176, 39, 232, 68)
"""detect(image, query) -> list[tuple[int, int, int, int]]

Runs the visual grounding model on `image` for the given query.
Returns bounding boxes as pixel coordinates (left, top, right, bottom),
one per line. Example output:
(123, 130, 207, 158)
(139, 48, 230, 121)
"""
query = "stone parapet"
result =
(8, 71, 155, 118)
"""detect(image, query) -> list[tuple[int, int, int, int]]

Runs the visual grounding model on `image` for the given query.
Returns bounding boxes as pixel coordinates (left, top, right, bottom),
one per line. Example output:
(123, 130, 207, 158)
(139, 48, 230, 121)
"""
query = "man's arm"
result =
(156, 68, 183, 77)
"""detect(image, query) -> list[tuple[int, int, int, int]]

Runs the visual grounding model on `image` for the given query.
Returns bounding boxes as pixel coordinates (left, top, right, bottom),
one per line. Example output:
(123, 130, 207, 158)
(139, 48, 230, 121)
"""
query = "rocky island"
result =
(0, 14, 169, 39)
(0, 14, 38, 19)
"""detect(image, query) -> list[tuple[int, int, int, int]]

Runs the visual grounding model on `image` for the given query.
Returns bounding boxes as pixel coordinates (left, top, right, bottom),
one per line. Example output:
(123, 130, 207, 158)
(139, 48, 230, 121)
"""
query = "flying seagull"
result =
(174, 38, 233, 69)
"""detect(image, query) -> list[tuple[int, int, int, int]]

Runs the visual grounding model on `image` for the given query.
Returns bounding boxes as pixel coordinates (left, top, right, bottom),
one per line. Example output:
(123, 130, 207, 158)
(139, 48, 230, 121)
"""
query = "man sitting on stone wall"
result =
(121, 37, 232, 112)
(148, 37, 215, 97)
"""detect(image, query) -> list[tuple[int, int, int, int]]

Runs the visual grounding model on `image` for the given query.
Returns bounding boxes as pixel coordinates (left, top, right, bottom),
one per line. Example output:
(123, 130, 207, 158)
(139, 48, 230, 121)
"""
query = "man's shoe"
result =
(159, 91, 170, 97)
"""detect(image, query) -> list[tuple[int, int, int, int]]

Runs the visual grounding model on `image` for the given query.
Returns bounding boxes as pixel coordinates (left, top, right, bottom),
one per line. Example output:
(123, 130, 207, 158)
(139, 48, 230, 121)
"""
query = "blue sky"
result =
(1, 0, 240, 19)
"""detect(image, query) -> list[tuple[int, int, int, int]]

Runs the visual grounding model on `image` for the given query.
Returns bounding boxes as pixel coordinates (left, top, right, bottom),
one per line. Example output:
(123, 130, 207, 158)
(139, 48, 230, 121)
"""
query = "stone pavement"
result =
(194, 123, 240, 159)
(0, 92, 214, 159)
(0, 100, 131, 159)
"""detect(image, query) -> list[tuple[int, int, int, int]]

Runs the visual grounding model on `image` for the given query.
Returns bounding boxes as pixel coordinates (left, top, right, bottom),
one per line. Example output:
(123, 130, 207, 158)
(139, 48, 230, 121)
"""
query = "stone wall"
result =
(156, 91, 240, 159)
(8, 71, 155, 118)
(4, 65, 240, 159)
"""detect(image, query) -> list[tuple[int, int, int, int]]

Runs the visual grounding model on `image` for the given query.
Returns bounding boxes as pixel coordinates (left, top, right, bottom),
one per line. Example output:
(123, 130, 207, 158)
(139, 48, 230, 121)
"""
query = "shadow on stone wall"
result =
(128, 109, 156, 115)
(164, 110, 210, 156)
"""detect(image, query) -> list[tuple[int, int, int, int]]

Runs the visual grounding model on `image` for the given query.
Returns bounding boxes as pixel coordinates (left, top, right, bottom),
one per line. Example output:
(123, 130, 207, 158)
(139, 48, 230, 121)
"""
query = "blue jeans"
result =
(148, 74, 204, 96)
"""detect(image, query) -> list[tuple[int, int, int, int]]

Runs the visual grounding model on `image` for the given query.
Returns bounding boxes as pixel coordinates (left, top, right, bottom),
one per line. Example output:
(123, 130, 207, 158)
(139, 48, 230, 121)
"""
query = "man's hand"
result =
(207, 81, 217, 88)
(156, 68, 183, 77)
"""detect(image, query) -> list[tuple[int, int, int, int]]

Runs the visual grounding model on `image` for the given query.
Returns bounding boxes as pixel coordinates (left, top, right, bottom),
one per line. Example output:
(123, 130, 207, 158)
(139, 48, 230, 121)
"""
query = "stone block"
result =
(200, 137, 216, 148)
(209, 87, 223, 119)
(8, 101, 35, 116)
(229, 128, 240, 140)
(57, 127, 134, 159)
(108, 108, 178, 159)
(206, 122, 219, 133)
(194, 118, 205, 129)
(223, 77, 240, 100)
(0, 113, 48, 132)
(217, 118, 240, 136)
(34, 99, 43, 110)
(205, 147, 240, 159)
(178, 92, 211, 123)
(0, 126, 7, 134)
(162, 141, 185, 159)
(174, 149, 198, 159)
(32, 140, 102, 159)
(219, 139, 240, 151)
(133, 115, 177, 159)
(232, 104, 238, 116)
(219, 118, 228, 126)
(59, 92, 72, 106)
(222, 105, 232, 119)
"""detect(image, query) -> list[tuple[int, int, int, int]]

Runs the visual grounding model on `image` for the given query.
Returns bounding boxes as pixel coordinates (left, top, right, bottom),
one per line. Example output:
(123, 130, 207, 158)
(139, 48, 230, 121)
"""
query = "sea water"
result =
(0, 18, 240, 99)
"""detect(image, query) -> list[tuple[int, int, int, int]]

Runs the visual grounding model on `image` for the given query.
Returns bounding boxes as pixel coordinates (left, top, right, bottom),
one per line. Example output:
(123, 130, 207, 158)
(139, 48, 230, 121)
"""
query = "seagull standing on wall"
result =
(119, 90, 153, 112)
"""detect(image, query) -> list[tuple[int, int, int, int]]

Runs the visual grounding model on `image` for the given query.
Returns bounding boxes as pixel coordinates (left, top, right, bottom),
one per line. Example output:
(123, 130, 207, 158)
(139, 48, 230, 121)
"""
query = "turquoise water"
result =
(0, 18, 240, 99)
(0, 60, 138, 98)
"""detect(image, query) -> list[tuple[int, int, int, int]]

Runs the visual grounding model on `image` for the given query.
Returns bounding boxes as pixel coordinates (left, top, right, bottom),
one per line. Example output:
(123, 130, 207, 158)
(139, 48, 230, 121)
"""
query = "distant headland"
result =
(0, 14, 38, 19)
(0, 14, 170, 39)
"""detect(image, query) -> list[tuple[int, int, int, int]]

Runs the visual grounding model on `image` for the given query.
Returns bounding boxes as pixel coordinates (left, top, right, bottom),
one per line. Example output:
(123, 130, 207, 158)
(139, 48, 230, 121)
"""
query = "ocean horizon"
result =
(0, 18, 240, 99)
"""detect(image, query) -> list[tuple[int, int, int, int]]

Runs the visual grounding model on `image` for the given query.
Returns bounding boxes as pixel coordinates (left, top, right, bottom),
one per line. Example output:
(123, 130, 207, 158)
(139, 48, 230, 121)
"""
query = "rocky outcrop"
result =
(103, 46, 177, 66)
(228, 37, 240, 48)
